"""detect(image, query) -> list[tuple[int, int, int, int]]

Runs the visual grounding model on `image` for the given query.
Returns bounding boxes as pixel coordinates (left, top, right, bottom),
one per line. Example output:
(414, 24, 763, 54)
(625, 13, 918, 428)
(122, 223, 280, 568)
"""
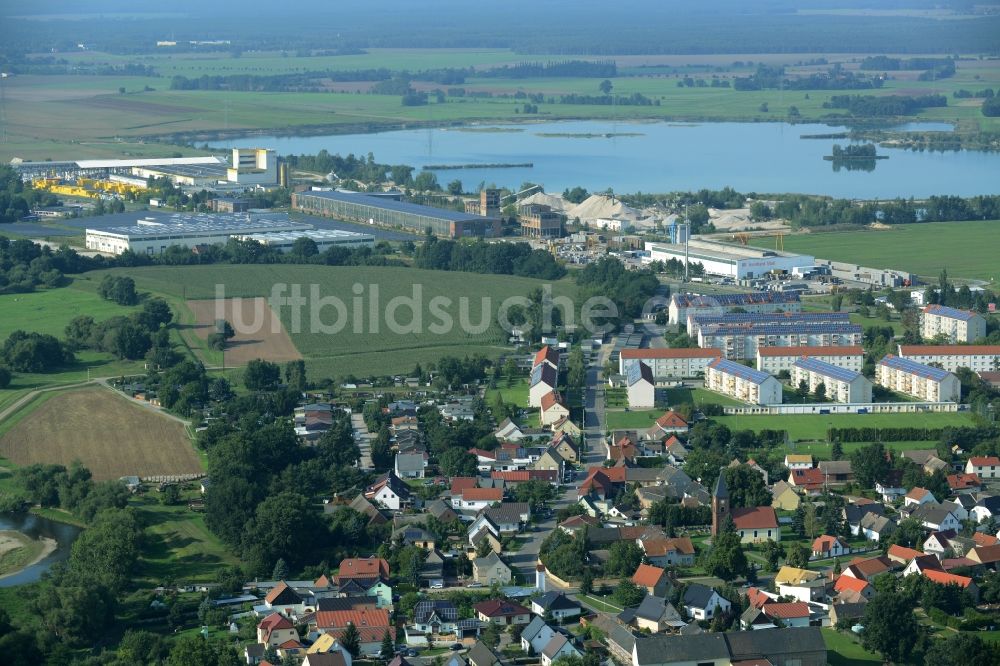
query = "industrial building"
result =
(645, 239, 814, 280)
(668, 292, 801, 326)
(517, 203, 564, 239)
(699, 322, 864, 360)
(920, 305, 987, 344)
(814, 259, 915, 288)
(84, 213, 312, 256)
(898, 345, 1000, 374)
(292, 189, 497, 239)
(11, 155, 228, 181)
(791, 357, 872, 403)
(625, 361, 655, 408)
(686, 311, 850, 337)
(233, 228, 374, 252)
(756, 346, 864, 375)
(705, 358, 782, 405)
(618, 348, 722, 379)
(876, 355, 961, 403)
(464, 189, 501, 218)
(132, 148, 277, 190)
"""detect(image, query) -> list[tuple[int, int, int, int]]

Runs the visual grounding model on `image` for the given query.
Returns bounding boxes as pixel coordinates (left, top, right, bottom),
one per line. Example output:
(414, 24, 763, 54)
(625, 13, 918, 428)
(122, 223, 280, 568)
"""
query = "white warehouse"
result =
(705, 358, 783, 405)
(234, 228, 374, 251)
(876, 355, 961, 403)
(791, 357, 872, 404)
(646, 239, 814, 280)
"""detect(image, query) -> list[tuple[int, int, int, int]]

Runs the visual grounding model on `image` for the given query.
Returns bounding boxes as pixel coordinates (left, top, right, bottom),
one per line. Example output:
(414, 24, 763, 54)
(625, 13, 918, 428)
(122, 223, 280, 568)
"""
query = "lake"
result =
(0, 512, 82, 587)
(208, 120, 999, 199)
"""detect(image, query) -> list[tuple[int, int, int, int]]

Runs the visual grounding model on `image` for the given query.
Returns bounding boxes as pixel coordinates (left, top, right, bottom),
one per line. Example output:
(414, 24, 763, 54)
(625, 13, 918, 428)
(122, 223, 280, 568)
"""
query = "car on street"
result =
(466, 582, 483, 588)
(450, 644, 463, 651)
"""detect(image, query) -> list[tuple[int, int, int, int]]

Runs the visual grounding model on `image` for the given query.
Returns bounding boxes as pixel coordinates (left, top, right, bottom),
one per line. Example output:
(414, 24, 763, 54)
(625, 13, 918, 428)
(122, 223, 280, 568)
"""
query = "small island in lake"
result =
(824, 143, 888, 172)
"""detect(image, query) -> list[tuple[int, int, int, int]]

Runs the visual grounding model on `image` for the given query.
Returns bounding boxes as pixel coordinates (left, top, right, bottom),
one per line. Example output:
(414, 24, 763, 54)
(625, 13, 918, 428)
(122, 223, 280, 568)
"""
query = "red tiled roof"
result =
(468, 448, 496, 460)
(906, 487, 931, 500)
(812, 535, 847, 553)
(315, 608, 391, 630)
(972, 532, 999, 547)
(900, 345, 1000, 356)
(631, 563, 667, 588)
(887, 544, 923, 561)
(969, 456, 1000, 467)
(789, 468, 825, 488)
(762, 602, 809, 619)
(278, 639, 304, 649)
(265, 581, 293, 605)
(491, 469, 558, 483)
(621, 348, 722, 359)
(834, 576, 870, 594)
(540, 391, 566, 412)
(337, 557, 390, 581)
(948, 473, 982, 490)
(259, 612, 293, 632)
(847, 556, 893, 578)
(474, 599, 530, 617)
(731, 507, 778, 530)
(654, 411, 689, 429)
(923, 569, 975, 589)
(462, 487, 503, 502)
(642, 537, 695, 557)
(746, 587, 771, 609)
(534, 345, 560, 368)
(451, 477, 479, 494)
(971, 544, 1000, 564)
(757, 345, 863, 357)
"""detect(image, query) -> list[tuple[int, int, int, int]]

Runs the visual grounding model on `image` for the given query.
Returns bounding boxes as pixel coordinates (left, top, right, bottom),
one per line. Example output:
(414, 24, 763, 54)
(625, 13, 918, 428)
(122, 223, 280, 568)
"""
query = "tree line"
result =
(734, 64, 882, 91)
(0, 166, 59, 225)
(413, 236, 566, 280)
(823, 93, 947, 116)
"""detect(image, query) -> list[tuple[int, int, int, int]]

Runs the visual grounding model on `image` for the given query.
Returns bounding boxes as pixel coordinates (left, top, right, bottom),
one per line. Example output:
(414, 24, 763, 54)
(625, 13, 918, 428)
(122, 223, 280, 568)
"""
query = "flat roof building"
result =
(292, 189, 497, 239)
(646, 239, 813, 280)
(699, 322, 864, 361)
(618, 348, 722, 379)
(234, 228, 374, 252)
(791, 357, 872, 404)
(898, 345, 1000, 374)
(920, 305, 987, 344)
(757, 346, 864, 375)
(877, 355, 961, 403)
(687, 311, 850, 337)
(85, 213, 312, 256)
(705, 358, 782, 405)
(668, 291, 801, 326)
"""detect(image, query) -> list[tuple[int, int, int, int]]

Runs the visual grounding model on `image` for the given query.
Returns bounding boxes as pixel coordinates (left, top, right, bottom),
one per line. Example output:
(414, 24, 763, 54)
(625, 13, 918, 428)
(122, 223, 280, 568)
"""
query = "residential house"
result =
(887, 544, 924, 565)
(875, 471, 907, 504)
(540, 391, 570, 427)
(413, 600, 460, 635)
(482, 502, 531, 532)
(664, 437, 690, 466)
(632, 563, 673, 597)
(775, 566, 827, 603)
(784, 454, 814, 470)
(971, 496, 1000, 524)
(772, 480, 802, 511)
(923, 530, 959, 558)
(551, 417, 582, 442)
(314, 608, 394, 656)
(304, 646, 353, 666)
(393, 526, 437, 550)
(454, 487, 504, 512)
(761, 602, 811, 628)
(789, 468, 826, 494)
(345, 494, 388, 527)
(681, 583, 731, 621)
(829, 602, 867, 628)
(495, 418, 523, 442)
(264, 582, 308, 617)
(948, 473, 982, 494)
(645, 411, 689, 438)
(467, 641, 503, 666)
(472, 552, 512, 586)
(967, 544, 1000, 568)
(843, 502, 885, 537)
(859, 513, 896, 542)
(921, 569, 979, 602)
(818, 460, 854, 487)
(731, 506, 780, 543)
(534, 447, 567, 479)
(365, 472, 411, 511)
(619, 595, 686, 633)
(902, 554, 944, 576)
(550, 432, 579, 463)
(966, 456, 1000, 479)
(811, 535, 850, 559)
(474, 600, 532, 626)
(531, 592, 582, 622)
(639, 537, 696, 568)
(521, 616, 556, 655)
(421, 550, 445, 588)
(426, 499, 460, 524)
(910, 503, 961, 532)
(842, 556, 894, 581)
(541, 634, 581, 666)
(904, 487, 937, 508)
(394, 453, 427, 479)
(258, 613, 299, 647)
(833, 575, 874, 602)
(529, 364, 559, 408)
(626, 360, 656, 409)
(533, 345, 561, 372)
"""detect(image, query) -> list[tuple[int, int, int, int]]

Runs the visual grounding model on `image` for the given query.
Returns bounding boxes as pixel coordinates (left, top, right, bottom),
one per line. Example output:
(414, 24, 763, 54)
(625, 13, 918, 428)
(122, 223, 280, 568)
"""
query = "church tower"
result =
(712, 473, 730, 537)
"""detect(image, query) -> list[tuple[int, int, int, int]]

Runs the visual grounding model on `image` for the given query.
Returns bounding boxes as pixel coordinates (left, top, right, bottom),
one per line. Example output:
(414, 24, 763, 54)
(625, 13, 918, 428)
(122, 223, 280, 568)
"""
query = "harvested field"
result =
(185, 297, 302, 365)
(0, 388, 200, 480)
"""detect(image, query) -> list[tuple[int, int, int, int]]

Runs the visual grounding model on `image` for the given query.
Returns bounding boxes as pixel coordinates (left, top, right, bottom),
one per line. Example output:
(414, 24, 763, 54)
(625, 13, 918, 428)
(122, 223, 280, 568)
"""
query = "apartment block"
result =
(791, 357, 873, 404)
(920, 305, 987, 343)
(756, 346, 864, 375)
(705, 358, 782, 405)
(876, 355, 961, 403)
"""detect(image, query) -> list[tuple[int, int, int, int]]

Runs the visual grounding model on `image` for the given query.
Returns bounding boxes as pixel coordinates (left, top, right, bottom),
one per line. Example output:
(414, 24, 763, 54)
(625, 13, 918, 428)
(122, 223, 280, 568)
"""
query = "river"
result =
(208, 120, 998, 199)
(0, 513, 82, 587)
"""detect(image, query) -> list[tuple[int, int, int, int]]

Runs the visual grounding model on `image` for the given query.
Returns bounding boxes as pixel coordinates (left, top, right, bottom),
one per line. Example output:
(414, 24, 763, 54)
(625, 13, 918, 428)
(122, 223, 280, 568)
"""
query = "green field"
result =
(96, 264, 576, 379)
(4, 49, 999, 161)
(751, 220, 1000, 284)
(665, 386, 745, 407)
(0, 278, 139, 341)
(714, 411, 975, 442)
(822, 628, 881, 666)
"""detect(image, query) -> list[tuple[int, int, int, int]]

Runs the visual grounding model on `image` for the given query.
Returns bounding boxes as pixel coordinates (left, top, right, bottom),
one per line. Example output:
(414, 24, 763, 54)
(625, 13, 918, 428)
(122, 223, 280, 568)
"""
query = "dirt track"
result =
(185, 297, 302, 366)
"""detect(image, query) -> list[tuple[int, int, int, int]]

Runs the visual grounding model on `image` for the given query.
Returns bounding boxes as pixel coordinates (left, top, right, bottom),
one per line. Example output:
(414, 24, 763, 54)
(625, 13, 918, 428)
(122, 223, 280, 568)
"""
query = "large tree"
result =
(438, 448, 477, 477)
(850, 442, 891, 488)
(703, 518, 748, 582)
(861, 591, 924, 664)
(605, 541, 644, 577)
(722, 465, 770, 508)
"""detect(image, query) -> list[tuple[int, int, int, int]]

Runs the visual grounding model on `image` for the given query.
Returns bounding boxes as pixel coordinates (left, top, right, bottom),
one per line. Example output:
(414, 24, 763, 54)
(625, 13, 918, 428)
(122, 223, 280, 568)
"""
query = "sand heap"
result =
(519, 191, 572, 212)
(567, 194, 644, 223)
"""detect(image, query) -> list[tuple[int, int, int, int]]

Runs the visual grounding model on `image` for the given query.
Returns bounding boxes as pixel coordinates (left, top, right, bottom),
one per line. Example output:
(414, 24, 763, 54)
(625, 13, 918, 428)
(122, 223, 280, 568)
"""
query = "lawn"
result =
(96, 264, 577, 379)
(750, 220, 1000, 284)
(487, 377, 531, 409)
(605, 409, 664, 431)
(0, 278, 139, 341)
(577, 593, 624, 614)
(713, 411, 975, 442)
(822, 628, 881, 665)
(665, 386, 745, 408)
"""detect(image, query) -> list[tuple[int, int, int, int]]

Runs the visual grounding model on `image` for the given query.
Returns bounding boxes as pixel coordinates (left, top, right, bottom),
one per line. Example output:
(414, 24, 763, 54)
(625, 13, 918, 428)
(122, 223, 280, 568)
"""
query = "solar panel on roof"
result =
(298, 190, 484, 223)
(691, 312, 849, 326)
(793, 357, 862, 382)
(925, 305, 978, 321)
(879, 355, 951, 381)
(701, 322, 862, 336)
(710, 358, 773, 384)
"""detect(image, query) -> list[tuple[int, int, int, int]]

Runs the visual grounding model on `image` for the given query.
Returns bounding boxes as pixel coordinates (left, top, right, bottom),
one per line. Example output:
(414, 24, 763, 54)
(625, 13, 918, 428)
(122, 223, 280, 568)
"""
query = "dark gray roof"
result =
(681, 583, 717, 610)
(976, 495, 1000, 513)
(633, 595, 682, 624)
(297, 189, 485, 223)
(467, 641, 502, 666)
(713, 473, 729, 500)
(415, 600, 458, 623)
(634, 633, 730, 665)
(533, 591, 581, 612)
(911, 503, 957, 524)
(483, 502, 529, 525)
(725, 626, 826, 660)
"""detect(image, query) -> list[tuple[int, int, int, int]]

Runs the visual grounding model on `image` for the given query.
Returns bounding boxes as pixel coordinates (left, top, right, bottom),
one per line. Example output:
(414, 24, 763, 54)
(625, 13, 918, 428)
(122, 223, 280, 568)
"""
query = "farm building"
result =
(698, 322, 863, 360)
(791, 357, 872, 404)
(920, 305, 987, 344)
(292, 189, 498, 238)
(85, 213, 313, 256)
(876, 355, 961, 403)
(645, 239, 813, 280)
(898, 345, 1000, 373)
(705, 358, 782, 405)
(687, 311, 850, 337)
(756, 346, 864, 375)
(667, 291, 802, 326)
(618, 348, 721, 379)
(233, 228, 374, 251)
(626, 361, 655, 409)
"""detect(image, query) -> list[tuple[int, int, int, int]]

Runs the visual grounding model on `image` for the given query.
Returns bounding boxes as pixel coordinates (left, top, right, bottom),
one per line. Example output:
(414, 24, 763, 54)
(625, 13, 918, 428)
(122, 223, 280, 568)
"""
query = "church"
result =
(713, 474, 781, 544)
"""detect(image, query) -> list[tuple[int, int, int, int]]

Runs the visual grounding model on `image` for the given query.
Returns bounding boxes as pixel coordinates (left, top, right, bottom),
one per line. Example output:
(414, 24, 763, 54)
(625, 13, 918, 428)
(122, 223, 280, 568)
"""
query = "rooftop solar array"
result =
(691, 312, 850, 327)
(297, 189, 485, 223)
(708, 358, 773, 385)
(701, 322, 863, 336)
(674, 292, 801, 308)
(793, 356, 863, 382)
(88, 213, 311, 239)
(626, 360, 653, 386)
(924, 305, 980, 322)
(878, 355, 952, 381)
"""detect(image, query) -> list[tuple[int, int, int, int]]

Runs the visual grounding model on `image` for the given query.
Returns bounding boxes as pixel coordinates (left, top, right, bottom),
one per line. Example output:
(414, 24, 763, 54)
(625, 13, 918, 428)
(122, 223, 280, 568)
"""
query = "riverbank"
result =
(0, 530, 57, 580)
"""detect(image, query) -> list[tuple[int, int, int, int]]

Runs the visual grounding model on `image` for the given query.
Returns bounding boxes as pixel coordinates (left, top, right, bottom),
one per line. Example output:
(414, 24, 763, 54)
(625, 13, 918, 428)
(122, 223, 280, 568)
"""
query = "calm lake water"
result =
(0, 512, 82, 587)
(208, 120, 998, 199)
